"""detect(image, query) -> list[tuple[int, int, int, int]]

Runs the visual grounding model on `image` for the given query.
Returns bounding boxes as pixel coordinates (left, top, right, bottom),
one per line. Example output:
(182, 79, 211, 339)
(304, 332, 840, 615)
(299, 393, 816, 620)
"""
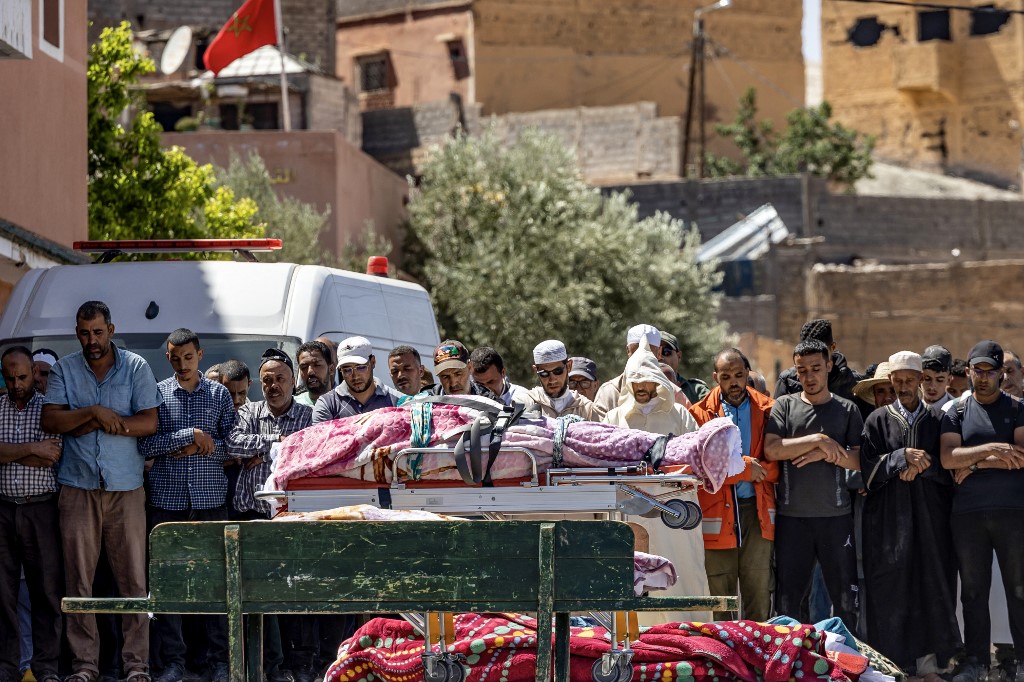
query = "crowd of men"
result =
(1, 302, 1022, 682)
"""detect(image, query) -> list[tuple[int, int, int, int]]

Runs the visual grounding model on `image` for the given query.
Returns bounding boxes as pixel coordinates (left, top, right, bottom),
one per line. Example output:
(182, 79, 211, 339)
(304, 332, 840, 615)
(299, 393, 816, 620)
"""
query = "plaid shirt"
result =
(228, 399, 311, 516)
(0, 392, 61, 497)
(138, 376, 238, 510)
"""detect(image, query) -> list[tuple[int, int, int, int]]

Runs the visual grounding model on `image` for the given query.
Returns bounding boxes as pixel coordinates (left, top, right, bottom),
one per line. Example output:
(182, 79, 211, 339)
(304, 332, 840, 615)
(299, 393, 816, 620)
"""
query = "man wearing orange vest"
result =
(691, 347, 777, 622)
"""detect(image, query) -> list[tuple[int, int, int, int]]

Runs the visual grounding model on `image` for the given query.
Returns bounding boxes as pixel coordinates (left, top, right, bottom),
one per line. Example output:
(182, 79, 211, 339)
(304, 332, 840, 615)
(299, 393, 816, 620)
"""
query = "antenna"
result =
(160, 26, 193, 75)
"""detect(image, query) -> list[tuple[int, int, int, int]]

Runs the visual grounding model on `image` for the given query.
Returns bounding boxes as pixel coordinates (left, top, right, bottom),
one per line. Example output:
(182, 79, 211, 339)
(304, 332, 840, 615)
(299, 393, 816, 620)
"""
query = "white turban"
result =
(533, 340, 568, 364)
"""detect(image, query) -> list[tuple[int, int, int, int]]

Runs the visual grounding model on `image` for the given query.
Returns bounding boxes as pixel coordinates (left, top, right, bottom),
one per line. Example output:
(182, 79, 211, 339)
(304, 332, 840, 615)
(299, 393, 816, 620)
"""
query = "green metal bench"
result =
(62, 520, 734, 682)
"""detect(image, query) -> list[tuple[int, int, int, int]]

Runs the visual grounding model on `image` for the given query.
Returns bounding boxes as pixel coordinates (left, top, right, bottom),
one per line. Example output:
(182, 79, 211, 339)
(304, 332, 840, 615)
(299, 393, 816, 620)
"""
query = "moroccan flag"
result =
(203, 0, 278, 75)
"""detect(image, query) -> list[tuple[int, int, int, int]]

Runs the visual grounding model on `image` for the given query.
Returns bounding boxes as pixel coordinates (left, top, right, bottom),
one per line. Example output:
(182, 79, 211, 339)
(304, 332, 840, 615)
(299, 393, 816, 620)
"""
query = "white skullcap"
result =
(32, 350, 58, 367)
(533, 340, 568, 364)
(626, 324, 661, 347)
(888, 351, 923, 373)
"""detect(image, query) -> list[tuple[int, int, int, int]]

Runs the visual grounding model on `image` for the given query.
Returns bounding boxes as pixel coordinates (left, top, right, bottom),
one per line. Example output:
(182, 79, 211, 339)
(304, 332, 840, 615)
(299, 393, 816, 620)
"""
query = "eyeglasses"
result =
(536, 365, 567, 378)
(661, 346, 678, 357)
(970, 367, 1001, 379)
(340, 364, 370, 376)
(568, 378, 592, 389)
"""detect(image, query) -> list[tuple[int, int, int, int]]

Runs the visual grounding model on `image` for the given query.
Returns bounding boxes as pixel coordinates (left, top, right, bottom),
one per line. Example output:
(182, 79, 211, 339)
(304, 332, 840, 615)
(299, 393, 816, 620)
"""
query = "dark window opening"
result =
(918, 9, 951, 42)
(357, 54, 390, 93)
(219, 102, 280, 130)
(195, 38, 210, 70)
(970, 5, 1011, 35)
(152, 102, 193, 132)
(42, 0, 60, 48)
(447, 39, 469, 79)
(848, 16, 885, 47)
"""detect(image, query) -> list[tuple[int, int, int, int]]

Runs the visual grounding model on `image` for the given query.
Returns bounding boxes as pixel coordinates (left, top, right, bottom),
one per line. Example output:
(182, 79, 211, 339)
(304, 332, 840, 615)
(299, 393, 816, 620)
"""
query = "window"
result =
(848, 17, 885, 47)
(447, 39, 469, 79)
(356, 54, 390, 93)
(970, 5, 1011, 36)
(38, 0, 63, 61)
(918, 9, 951, 42)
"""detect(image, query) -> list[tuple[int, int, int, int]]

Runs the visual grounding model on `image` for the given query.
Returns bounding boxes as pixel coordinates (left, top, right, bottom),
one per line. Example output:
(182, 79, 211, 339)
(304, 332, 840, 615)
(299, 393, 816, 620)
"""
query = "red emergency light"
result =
(366, 256, 389, 276)
(73, 239, 283, 253)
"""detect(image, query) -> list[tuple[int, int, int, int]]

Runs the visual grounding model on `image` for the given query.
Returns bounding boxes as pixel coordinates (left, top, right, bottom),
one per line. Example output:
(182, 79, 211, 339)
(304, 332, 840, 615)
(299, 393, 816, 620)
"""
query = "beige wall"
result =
(163, 131, 409, 257)
(336, 8, 472, 109)
(0, 0, 88, 247)
(823, 1, 1024, 186)
(471, 0, 804, 158)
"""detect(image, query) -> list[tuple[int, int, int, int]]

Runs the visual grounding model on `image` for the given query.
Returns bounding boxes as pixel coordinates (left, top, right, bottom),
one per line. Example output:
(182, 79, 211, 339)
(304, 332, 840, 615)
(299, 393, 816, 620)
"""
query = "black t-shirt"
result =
(766, 393, 863, 518)
(941, 392, 1024, 514)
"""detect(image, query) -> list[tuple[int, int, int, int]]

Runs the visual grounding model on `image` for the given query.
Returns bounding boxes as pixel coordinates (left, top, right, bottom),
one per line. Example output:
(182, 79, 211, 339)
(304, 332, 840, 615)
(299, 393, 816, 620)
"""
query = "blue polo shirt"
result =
(722, 396, 755, 499)
(45, 346, 162, 491)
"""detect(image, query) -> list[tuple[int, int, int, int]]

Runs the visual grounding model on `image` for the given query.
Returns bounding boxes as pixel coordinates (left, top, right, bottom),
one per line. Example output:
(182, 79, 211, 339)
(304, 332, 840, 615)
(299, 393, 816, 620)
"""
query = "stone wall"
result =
(307, 74, 361, 145)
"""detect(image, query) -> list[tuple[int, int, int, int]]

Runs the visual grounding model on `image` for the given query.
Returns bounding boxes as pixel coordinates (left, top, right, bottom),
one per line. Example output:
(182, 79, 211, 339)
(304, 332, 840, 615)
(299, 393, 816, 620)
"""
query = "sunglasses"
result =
(661, 346, 678, 357)
(340, 364, 370, 376)
(536, 365, 567, 378)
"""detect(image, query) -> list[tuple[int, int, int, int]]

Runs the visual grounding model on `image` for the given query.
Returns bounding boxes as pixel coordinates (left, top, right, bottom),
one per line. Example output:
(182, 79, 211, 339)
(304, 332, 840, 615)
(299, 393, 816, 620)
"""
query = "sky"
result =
(803, 0, 822, 63)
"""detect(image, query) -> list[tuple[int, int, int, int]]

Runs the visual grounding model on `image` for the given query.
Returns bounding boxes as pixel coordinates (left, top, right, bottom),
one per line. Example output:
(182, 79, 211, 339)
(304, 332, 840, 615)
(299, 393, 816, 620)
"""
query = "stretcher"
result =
(257, 445, 704, 530)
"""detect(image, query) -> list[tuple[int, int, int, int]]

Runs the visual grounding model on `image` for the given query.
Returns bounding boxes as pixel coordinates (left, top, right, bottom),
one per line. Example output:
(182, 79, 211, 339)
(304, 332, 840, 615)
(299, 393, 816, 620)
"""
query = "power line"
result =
(829, 0, 1024, 14)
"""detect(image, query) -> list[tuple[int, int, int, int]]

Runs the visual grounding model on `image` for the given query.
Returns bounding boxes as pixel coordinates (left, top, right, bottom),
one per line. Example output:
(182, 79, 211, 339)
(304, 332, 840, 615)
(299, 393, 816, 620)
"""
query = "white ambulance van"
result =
(0, 240, 441, 396)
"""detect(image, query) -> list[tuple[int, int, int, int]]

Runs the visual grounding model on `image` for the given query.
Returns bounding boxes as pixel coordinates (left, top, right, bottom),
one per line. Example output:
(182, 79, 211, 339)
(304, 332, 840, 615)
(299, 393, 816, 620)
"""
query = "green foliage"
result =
(87, 22, 261, 254)
(706, 88, 875, 188)
(337, 222, 394, 275)
(214, 151, 337, 266)
(405, 129, 726, 383)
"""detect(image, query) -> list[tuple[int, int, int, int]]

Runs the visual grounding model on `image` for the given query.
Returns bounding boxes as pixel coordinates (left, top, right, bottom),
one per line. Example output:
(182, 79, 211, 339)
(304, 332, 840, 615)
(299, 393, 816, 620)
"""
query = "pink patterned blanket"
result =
(266, 407, 741, 495)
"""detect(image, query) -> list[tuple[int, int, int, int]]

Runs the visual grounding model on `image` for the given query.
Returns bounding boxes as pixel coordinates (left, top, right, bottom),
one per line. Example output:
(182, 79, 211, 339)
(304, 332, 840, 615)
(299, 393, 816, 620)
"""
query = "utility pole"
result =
(681, 0, 731, 178)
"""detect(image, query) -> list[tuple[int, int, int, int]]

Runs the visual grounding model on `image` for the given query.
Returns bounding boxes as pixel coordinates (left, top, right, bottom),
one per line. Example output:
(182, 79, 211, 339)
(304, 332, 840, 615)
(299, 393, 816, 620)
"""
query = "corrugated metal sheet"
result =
(697, 203, 790, 263)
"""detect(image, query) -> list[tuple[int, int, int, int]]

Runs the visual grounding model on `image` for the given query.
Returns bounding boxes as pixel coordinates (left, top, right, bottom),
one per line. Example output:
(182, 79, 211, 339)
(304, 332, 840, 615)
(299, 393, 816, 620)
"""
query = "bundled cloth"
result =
(265, 404, 741, 494)
(324, 614, 874, 682)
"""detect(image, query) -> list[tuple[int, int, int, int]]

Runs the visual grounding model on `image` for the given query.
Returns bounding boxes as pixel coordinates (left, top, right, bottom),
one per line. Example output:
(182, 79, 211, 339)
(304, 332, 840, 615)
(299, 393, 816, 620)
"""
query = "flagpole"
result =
(273, 0, 292, 131)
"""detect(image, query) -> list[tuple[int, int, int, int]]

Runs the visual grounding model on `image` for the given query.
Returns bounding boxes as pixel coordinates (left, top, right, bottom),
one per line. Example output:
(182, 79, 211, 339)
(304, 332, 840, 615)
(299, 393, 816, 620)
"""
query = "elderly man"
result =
(32, 348, 58, 395)
(521, 341, 603, 419)
(594, 324, 663, 413)
(940, 341, 1024, 682)
(567, 357, 599, 402)
(853, 361, 896, 418)
(860, 351, 960, 676)
(604, 347, 708, 625)
(313, 337, 401, 423)
(691, 347, 777, 622)
(1001, 350, 1023, 400)
(429, 341, 495, 399)
(765, 339, 862, 632)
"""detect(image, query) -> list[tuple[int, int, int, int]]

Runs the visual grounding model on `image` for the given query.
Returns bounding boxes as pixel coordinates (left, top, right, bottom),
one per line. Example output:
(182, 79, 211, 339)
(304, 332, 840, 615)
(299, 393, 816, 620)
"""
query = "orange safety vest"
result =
(689, 386, 778, 550)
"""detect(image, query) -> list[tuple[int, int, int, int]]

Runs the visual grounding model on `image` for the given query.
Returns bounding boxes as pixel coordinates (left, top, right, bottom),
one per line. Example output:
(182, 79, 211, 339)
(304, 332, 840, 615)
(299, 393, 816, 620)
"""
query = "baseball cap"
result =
(626, 324, 661, 347)
(888, 351, 923, 373)
(434, 340, 469, 374)
(337, 336, 373, 366)
(260, 348, 294, 373)
(660, 332, 680, 352)
(968, 340, 1004, 369)
(568, 357, 597, 381)
(921, 345, 953, 373)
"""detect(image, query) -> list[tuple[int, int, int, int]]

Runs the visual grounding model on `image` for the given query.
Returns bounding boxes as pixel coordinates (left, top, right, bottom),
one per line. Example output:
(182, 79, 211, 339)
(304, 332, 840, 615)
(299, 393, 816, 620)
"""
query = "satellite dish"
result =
(160, 25, 193, 75)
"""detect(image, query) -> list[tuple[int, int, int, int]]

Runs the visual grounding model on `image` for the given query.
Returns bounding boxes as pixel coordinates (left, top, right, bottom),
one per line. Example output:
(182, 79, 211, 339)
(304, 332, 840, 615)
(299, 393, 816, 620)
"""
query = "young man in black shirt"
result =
(941, 340, 1024, 682)
(765, 339, 863, 632)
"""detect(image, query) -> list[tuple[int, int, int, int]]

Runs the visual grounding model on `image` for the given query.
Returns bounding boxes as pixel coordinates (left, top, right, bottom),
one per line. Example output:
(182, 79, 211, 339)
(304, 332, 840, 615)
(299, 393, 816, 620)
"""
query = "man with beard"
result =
(765, 339, 863, 632)
(388, 346, 427, 396)
(860, 351, 960, 677)
(691, 348, 777, 622)
(522, 341, 603, 419)
(774, 319, 861, 401)
(594, 324, 664, 413)
(940, 341, 1024, 682)
(921, 345, 954, 410)
(41, 301, 161, 682)
(0, 347, 63, 682)
(429, 341, 497, 399)
(295, 341, 334, 408)
(138, 329, 237, 682)
(312, 336, 401, 424)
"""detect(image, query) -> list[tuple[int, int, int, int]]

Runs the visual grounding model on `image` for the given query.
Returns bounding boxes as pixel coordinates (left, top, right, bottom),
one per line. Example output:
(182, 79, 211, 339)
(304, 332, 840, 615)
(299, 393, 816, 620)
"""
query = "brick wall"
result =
(89, 0, 336, 74)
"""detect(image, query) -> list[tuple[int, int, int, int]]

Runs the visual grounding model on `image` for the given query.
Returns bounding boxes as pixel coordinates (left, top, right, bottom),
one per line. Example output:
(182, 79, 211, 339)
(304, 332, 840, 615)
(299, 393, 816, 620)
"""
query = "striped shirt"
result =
(0, 392, 61, 497)
(228, 399, 311, 516)
(139, 376, 238, 510)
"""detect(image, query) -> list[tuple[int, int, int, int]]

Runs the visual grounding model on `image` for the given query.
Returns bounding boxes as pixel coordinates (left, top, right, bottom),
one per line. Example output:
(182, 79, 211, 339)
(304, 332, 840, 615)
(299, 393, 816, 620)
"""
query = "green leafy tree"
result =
(88, 22, 260, 250)
(706, 88, 874, 188)
(405, 129, 726, 383)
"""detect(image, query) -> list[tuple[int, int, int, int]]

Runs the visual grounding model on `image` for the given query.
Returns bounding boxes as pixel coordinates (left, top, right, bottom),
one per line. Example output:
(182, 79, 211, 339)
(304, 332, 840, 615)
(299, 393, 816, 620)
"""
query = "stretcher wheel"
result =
(422, 655, 448, 682)
(660, 499, 702, 530)
(443, 659, 466, 682)
(591, 655, 632, 682)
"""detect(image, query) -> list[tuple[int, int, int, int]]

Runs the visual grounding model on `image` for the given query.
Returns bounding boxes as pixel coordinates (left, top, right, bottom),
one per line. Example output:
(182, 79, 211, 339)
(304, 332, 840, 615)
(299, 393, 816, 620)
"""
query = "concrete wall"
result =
(89, 0, 337, 74)
(0, 0, 88, 248)
(806, 260, 1024, 370)
(307, 73, 362, 144)
(335, 7, 472, 110)
(163, 130, 409, 256)
(822, 1, 1024, 187)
